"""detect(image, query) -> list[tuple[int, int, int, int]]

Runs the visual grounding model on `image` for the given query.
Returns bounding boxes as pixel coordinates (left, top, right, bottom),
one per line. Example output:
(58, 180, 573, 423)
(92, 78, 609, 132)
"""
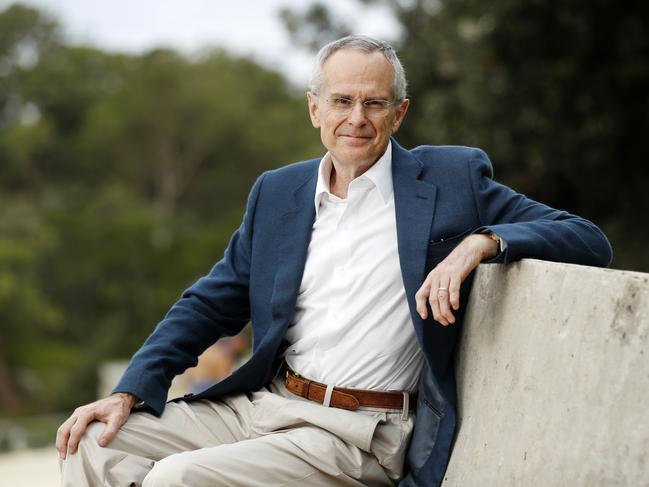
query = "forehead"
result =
(321, 49, 394, 97)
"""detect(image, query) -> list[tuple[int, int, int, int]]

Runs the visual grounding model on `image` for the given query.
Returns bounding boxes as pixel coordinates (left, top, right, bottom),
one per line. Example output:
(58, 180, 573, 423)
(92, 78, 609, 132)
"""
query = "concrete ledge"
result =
(444, 259, 649, 486)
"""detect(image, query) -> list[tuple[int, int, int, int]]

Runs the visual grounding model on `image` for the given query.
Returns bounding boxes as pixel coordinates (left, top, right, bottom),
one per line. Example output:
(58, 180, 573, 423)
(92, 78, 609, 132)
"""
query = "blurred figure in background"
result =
(186, 335, 249, 393)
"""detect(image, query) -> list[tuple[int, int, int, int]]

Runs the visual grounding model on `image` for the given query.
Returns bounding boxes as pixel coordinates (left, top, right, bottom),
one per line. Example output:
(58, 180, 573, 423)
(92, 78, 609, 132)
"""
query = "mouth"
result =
(339, 134, 373, 143)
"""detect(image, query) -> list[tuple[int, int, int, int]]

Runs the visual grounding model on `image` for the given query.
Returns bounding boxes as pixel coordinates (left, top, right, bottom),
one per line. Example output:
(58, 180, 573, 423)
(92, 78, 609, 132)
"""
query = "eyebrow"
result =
(328, 92, 391, 100)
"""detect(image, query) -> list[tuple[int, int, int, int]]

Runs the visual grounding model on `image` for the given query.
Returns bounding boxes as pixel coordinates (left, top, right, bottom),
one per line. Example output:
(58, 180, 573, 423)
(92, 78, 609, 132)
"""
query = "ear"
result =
(391, 98, 410, 134)
(306, 91, 321, 128)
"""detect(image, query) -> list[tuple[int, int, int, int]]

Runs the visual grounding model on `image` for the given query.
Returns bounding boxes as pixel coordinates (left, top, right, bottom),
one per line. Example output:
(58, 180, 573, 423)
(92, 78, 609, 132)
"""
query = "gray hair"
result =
(309, 35, 408, 101)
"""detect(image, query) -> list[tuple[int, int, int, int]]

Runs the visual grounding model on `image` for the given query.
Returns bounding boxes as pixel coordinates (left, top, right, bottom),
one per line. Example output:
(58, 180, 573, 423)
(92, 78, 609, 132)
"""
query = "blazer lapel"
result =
(268, 142, 438, 345)
(270, 169, 317, 327)
(392, 139, 438, 345)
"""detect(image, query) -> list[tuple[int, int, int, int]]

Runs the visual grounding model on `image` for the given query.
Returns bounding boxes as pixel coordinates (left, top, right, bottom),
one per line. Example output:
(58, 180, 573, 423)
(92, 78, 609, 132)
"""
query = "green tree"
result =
(0, 3, 59, 189)
(282, 0, 649, 271)
(0, 3, 321, 415)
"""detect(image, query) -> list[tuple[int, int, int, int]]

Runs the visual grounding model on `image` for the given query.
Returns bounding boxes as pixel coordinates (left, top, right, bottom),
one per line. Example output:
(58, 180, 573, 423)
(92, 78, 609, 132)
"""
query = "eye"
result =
(365, 99, 389, 109)
(333, 97, 353, 106)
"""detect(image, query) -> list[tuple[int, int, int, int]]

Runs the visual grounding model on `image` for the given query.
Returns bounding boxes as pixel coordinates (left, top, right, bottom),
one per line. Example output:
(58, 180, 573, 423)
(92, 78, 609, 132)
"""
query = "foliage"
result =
(2, 0, 648, 416)
(283, 0, 649, 271)
(0, 4, 321, 415)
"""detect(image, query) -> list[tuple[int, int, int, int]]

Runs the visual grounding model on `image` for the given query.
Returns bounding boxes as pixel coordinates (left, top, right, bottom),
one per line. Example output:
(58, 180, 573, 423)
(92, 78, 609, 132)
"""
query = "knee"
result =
(59, 422, 104, 485)
(73, 421, 103, 458)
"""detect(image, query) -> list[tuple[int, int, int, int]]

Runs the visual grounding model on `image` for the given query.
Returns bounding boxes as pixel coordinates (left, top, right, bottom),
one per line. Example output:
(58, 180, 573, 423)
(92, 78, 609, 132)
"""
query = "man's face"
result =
(307, 49, 409, 169)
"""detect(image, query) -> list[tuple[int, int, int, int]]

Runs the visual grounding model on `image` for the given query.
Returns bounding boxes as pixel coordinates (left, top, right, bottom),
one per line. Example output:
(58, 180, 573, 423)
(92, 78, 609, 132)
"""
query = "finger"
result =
(56, 415, 78, 460)
(67, 412, 95, 455)
(98, 413, 123, 447)
(437, 279, 454, 325)
(429, 279, 444, 325)
(415, 280, 431, 319)
(449, 275, 462, 311)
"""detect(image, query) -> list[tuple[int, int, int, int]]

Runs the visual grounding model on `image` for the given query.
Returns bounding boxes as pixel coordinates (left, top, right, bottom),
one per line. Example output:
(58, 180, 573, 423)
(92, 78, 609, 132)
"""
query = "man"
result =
(56, 35, 612, 486)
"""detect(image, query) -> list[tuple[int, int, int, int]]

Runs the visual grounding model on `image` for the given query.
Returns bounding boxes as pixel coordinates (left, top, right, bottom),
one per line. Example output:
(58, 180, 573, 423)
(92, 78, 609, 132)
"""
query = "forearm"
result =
(468, 153, 612, 267)
(480, 216, 612, 267)
(112, 174, 264, 415)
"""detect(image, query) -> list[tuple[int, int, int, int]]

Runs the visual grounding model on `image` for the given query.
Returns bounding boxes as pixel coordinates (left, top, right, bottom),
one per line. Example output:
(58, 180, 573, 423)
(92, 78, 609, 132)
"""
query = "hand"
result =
(415, 234, 499, 325)
(56, 392, 138, 460)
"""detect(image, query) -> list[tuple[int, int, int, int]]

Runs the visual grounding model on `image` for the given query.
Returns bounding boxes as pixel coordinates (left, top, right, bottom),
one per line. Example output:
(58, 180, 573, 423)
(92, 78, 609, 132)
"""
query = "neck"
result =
(328, 140, 391, 199)
(329, 160, 373, 199)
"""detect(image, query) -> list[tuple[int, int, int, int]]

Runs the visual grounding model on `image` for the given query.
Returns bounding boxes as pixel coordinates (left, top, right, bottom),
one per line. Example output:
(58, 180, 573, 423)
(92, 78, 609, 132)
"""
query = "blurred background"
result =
(0, 0, 647, 483)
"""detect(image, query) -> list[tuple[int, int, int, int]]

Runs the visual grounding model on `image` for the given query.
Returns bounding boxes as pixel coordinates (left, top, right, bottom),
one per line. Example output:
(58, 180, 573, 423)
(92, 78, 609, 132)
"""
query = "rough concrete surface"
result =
(443, 259, 649, 487)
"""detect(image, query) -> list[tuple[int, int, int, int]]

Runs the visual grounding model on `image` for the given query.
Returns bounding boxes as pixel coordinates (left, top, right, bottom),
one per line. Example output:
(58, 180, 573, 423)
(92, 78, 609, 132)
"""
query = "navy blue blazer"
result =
(115, 140, 612, 486)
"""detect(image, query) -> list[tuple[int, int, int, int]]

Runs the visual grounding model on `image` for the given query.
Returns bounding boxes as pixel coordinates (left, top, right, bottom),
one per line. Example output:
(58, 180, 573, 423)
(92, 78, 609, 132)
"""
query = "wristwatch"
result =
(487, 232, 501, 245)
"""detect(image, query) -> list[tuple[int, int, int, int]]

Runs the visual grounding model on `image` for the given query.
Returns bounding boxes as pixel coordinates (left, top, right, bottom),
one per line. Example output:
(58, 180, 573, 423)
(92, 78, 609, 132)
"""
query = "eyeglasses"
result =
(321, 96, 399, 117)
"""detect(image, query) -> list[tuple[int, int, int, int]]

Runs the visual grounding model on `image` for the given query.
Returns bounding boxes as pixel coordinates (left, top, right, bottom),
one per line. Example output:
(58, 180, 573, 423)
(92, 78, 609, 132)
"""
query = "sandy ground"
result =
(0, 448, 60, 486)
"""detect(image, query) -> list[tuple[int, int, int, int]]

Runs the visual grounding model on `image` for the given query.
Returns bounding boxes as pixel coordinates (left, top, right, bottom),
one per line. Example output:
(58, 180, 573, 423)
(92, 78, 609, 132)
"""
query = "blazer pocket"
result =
(426, 229, 473, 264)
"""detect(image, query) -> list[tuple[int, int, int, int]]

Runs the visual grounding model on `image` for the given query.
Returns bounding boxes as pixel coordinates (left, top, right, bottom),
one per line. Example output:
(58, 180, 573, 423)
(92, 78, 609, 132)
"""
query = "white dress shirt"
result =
(284, 142, 424, 392)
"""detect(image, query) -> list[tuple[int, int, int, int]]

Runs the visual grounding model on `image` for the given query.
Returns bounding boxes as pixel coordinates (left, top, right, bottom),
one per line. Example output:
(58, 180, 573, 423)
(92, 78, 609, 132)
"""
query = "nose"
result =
(347, 100, 368, 126)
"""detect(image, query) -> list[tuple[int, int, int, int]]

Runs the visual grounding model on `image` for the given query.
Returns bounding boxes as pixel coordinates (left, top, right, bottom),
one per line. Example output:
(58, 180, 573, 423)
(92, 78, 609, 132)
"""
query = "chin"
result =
(344, 153, 377, 167)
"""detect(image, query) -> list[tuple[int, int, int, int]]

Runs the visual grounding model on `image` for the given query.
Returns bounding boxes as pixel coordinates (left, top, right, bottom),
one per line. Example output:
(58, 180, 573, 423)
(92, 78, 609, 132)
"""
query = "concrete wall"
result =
(444, 259, 649, 487)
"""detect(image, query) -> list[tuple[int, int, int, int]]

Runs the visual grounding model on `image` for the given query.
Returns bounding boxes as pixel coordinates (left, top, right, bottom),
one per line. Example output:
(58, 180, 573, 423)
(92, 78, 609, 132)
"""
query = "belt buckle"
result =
(286, 368, 301, 379)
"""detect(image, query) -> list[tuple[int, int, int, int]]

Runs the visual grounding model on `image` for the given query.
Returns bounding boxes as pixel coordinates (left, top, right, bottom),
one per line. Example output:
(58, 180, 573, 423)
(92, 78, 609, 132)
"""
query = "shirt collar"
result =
(314, 141, 393, 216)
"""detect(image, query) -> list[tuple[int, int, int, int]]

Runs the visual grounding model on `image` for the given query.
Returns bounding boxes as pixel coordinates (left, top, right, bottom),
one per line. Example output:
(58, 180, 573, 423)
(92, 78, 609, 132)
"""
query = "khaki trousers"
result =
(60, 378, 415, 486)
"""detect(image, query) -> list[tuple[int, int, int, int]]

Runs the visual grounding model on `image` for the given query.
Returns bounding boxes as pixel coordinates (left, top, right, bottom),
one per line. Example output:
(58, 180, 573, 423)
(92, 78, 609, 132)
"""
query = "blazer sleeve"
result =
(112, 173, 266, 415)
(468, 149, 613, 267)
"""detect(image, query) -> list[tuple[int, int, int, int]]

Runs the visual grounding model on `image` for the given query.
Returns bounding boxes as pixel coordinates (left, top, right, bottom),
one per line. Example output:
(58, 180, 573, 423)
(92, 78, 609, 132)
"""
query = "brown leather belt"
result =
(282, 365, 417, 411)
